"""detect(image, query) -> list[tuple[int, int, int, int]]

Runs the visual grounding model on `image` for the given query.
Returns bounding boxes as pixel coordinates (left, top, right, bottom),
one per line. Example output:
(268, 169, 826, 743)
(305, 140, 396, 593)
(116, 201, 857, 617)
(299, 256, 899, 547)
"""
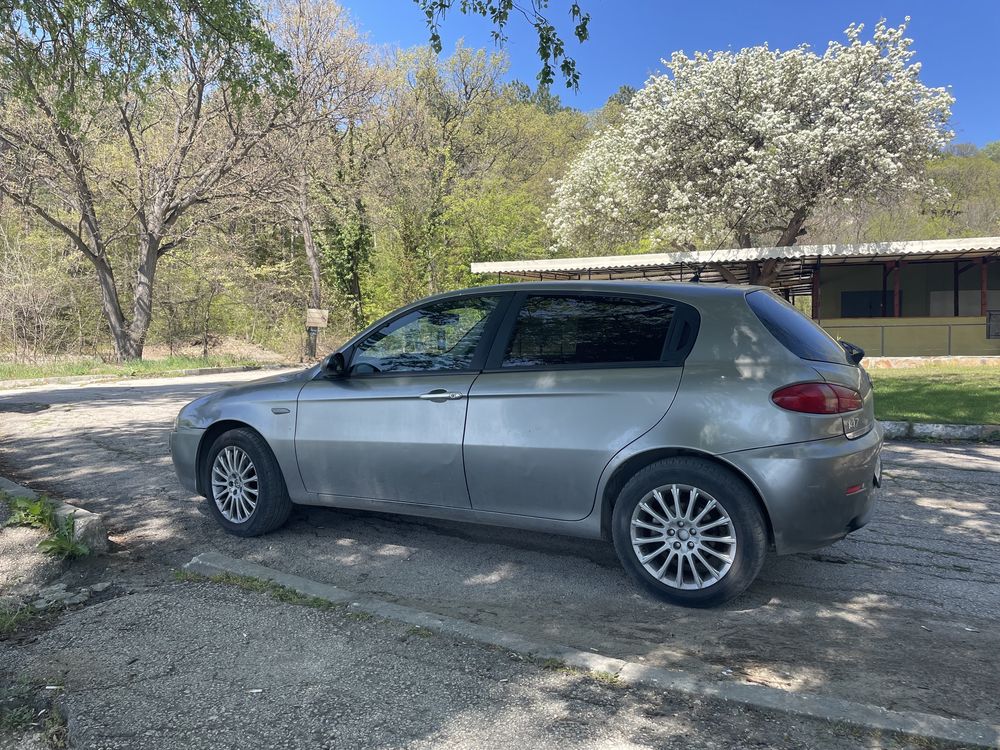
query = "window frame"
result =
(483, 290, 700, 373)
(337, 292, 514, 379)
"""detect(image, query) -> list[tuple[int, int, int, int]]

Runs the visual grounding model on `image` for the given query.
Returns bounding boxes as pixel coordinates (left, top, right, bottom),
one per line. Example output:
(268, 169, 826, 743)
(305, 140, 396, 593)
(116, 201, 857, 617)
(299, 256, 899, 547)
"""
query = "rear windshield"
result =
(746, 290, 849, 365)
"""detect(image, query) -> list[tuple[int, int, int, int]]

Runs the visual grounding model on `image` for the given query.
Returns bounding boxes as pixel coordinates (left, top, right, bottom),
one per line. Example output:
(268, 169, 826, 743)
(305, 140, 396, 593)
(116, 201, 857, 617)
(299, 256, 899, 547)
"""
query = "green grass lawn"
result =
(869, 365, 1000, 425)
(0, 354, 266, 382)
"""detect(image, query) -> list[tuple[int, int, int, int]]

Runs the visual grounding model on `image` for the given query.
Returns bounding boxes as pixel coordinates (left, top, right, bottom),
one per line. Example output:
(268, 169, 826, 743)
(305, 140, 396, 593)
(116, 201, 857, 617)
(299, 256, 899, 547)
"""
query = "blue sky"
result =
(345, 0, 1000, 146)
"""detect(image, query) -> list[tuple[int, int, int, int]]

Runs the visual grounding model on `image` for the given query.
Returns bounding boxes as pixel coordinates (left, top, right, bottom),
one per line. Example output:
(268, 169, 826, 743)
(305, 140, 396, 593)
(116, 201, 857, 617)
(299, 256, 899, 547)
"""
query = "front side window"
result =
(351, 297, 498, 374)
(502, 295, 675, 368)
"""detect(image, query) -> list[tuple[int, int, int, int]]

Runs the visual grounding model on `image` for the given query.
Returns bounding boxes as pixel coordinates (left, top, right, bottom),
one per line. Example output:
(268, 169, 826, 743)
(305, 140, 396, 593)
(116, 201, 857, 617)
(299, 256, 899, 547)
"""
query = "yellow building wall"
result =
(820, 317, 1000, 357)
(818, 260, 999, 318)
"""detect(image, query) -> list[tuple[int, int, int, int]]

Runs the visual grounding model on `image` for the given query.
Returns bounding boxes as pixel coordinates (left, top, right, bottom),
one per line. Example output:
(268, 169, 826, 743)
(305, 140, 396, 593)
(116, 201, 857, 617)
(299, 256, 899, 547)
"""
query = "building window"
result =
(840, 290, 897, 318)
(988, 311, 1000, 340)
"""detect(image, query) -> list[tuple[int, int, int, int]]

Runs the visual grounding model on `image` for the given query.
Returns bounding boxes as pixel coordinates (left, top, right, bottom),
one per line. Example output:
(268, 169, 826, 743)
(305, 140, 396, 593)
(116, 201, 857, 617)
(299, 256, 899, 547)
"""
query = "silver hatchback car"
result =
(170, 282, 882, 607)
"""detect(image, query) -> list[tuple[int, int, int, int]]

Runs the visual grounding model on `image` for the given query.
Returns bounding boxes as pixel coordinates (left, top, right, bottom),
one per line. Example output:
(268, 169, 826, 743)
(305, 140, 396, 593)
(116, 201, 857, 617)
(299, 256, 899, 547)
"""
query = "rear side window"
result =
(502, 295, 675, 368)
(746, 290, 848, 365)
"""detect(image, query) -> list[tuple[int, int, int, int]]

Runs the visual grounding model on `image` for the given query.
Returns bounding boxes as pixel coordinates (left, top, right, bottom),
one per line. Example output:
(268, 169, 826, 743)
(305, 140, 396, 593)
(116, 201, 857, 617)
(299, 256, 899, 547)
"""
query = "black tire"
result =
(611, 457, 767, 608)
(202, 428, 292, 537)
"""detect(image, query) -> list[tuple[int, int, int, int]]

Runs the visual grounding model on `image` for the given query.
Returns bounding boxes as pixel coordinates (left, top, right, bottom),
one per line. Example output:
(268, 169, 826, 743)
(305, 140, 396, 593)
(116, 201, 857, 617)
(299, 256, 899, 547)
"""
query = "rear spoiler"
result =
(839, 340, 865, 366)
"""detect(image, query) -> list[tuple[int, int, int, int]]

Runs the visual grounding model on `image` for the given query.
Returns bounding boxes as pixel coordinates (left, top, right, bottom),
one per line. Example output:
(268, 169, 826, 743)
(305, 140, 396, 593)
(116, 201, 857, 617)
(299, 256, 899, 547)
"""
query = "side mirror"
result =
(320, 351, 347, 378)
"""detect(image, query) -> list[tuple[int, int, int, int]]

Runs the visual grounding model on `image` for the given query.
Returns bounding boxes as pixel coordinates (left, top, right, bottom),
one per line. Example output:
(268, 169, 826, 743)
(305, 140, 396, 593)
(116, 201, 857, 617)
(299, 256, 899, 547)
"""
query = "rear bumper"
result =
(723, 423, 883, 555)
(169, 427, 204, 495)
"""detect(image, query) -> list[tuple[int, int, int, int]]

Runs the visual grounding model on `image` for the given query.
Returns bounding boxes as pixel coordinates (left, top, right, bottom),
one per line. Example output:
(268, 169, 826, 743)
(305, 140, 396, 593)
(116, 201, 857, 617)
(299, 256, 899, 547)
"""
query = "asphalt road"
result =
(6, 581, 920, 750)
(1, 371, 998, 731)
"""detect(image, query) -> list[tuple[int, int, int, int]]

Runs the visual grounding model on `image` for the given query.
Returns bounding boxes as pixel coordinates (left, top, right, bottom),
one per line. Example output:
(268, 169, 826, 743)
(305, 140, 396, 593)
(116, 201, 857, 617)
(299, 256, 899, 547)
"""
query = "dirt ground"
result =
(1, 371, 998, 748)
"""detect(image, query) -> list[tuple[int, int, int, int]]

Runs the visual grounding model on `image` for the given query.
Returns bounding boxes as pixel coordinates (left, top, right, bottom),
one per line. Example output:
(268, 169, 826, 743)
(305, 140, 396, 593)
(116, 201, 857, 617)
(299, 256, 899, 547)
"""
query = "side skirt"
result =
(293, 493, 605, 541)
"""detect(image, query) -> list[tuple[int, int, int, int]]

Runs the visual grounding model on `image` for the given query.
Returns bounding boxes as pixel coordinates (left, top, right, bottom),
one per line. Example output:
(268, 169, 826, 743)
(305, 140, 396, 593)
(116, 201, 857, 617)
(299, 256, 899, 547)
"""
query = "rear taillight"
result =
(771, 383, 863, 414)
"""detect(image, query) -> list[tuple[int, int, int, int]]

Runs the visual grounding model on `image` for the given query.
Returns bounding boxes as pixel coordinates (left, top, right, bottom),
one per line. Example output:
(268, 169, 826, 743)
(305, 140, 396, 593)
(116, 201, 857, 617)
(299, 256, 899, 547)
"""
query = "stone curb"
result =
(880, 420, 1000, 442)
(0, 363, 299, 390)
(0, 477, 108, 554)
(184, 551, 1000, 749)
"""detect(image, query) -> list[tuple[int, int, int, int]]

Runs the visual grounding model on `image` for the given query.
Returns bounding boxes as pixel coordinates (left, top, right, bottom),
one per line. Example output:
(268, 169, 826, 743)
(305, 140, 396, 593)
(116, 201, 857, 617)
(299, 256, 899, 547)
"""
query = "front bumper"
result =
(169, 427, 205, 495)
(723, 423, 883, 555)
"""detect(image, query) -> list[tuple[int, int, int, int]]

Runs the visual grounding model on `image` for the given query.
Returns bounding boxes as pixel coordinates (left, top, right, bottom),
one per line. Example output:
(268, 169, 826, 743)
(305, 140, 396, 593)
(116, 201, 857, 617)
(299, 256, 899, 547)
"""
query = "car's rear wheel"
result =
(202, 428, 292, 537)
(612, 457, 767, 607)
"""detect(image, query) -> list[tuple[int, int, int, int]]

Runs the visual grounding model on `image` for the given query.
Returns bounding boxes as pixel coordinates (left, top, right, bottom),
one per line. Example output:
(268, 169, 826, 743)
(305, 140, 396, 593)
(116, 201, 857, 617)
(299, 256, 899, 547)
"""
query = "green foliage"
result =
(319, 200, 375, 329)
(440, 183, 549, 290)
(0, 703, 35, 732)
(0, 222, 101, 360)
(415, 0, 589, 88)
(36, 515, 90, 560)
(4, 4, 998, 368)
(4, 495, 56, 531)
(507, 81, 570, 114)
(861, 153, 1000, 241)
(0, 19, 588, 362)
(982, 141, 1000, 163)
(0, 602, 38, 636)
(606, 85, 637, 108)
(2, 493, 89, 559)
(1, 0, 292, 119)
(0, 683, 68, 747)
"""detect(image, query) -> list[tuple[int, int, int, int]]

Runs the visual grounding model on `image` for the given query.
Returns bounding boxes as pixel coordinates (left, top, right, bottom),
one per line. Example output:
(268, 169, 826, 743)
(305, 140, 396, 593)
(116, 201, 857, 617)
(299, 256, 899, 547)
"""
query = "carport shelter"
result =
(470, 237, 1000, 357)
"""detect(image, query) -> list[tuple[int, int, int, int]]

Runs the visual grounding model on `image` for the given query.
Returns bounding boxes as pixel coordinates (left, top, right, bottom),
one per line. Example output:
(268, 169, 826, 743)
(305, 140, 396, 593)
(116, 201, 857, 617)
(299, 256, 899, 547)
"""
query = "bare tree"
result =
(0, 6, 292, 360)
(266, 0, 376, 358)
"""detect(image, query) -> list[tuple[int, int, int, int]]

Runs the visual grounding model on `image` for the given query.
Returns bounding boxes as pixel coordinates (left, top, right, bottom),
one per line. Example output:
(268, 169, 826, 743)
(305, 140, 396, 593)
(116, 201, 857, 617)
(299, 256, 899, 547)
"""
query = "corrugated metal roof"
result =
(470, 236, 1000, 277)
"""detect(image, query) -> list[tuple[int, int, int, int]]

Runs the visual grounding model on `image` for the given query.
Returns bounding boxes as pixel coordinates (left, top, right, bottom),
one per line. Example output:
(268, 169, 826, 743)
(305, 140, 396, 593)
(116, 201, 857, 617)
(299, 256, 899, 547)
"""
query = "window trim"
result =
(324, 292, 514, 380)
(483, 290, 700, 373)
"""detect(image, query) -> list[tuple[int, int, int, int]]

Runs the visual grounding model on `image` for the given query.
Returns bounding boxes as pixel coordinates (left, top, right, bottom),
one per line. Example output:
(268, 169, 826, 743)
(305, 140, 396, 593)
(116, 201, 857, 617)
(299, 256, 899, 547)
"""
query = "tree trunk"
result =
(299, 167, 322, 360)
(726, 207, 807, 289)
(86, 253, 144, 361)
(756, 258, 785, 287)
(122, 236, 161, 361)
(347, 196, 368, 328)
(775, 206, 809, 247)
(201, 282, 221, 359)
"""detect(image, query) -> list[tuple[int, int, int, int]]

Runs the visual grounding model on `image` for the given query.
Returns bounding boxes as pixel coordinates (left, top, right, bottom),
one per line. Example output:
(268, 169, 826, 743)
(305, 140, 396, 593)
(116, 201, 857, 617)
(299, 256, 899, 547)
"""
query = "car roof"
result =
(436, 280, 766, 303)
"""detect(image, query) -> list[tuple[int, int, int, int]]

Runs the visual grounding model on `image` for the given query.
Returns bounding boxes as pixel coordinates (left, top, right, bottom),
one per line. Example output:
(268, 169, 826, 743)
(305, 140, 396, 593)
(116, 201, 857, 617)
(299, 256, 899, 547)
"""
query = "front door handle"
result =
(418, 389, 465, 402)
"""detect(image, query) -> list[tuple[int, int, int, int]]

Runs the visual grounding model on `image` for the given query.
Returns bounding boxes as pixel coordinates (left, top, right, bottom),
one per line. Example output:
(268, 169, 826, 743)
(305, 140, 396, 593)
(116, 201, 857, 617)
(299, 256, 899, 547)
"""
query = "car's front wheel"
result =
(612, 457, 767, 607)
(202, 428, 292, 537)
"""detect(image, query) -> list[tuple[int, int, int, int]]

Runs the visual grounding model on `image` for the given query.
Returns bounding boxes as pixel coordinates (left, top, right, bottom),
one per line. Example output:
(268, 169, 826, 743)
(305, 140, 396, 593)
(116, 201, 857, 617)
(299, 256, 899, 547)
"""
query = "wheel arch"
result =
(599, 447, 774, 547)
(195, 420, 267, 496)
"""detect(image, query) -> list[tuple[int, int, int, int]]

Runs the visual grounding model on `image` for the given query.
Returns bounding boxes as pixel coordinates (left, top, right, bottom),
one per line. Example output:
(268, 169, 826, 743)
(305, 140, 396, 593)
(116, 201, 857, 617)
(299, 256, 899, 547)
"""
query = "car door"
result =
(295, 293, 509, 507)
(463, 292, 696, 521)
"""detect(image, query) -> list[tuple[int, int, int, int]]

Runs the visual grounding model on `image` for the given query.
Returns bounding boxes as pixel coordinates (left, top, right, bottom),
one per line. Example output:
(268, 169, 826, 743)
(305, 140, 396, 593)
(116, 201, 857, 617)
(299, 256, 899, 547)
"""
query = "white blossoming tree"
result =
(548, 19, 954, 285)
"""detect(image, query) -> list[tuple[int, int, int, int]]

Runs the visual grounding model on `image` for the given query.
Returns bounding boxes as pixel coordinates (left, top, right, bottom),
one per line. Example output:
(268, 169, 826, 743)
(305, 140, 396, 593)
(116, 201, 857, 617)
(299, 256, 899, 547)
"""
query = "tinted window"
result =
(502, 295, 674, 368)
(352, 297, 498, 373)
(746, 290, 848, 364)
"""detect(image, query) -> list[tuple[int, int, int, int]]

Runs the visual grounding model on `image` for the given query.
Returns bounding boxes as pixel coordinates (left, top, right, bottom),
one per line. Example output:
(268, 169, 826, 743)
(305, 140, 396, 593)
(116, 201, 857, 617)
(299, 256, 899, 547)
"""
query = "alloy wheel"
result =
(629, 483, 738, 590)
(211, 446, 259, 523)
